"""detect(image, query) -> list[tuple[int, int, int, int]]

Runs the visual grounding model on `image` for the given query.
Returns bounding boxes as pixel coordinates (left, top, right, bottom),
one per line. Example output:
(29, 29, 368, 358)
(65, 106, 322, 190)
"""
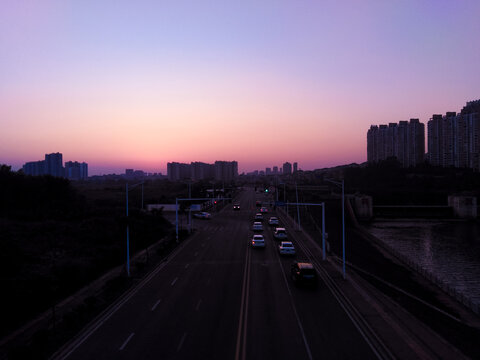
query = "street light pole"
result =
(325, 178, 346, 280)
(295, 182, 301, 231)
(126, 183, 130, 277)
(125, 181, 144, 277)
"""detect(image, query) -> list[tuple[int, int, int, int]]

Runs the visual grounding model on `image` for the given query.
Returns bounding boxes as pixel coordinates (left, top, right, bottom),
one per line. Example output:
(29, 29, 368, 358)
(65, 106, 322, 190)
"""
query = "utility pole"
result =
(325, 178, 346, 280)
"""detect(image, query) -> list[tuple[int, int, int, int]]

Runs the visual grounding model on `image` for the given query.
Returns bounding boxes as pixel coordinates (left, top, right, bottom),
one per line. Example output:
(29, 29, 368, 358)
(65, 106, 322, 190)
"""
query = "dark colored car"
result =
(291, 262, 317, 287)
(233, 204, 240, 210)
(255, 201, 262, 208)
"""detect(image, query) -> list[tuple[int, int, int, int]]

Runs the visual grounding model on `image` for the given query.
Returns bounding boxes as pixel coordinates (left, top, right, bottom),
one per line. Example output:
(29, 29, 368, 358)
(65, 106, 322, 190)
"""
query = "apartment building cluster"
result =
(367, 119, 425, 167)
(248, 162, 298, 176)
(367, 99, 480, 170)
(167, 161, 238, 182)
(427, 100, 480, 171)
(23, 153, 88, 180)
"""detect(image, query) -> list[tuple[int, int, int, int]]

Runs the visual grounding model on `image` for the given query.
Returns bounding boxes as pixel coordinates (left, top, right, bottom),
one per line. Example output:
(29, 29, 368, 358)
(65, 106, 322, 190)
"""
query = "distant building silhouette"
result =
(23, 152, 88, 178)
(266, 167, 271, 175)
(367, 119, 425, 167)
(282, 162, 292, 175)
(167, 162, 191, 181)
(214, 161, 238, 182)
(427, 100, 480, 171)
(273, 166, 278, 174)
(45, 152, 64, 177)
(65, 161, 88, 180)
(23, 160, 45, 176)
(293, 162, 298, 173)
(167, 160, 237, 181)
(191, 162, 214, 181)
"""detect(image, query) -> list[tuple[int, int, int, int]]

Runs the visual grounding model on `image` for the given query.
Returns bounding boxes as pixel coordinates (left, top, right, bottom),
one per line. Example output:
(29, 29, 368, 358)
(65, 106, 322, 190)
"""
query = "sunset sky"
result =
(1, 1, 479, 175)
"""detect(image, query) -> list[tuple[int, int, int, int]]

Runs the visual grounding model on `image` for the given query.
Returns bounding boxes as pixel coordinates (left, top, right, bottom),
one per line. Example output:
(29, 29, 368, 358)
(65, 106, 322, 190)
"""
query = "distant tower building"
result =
(266, 167, 271, 175)
(167, 162, 191, 181)
(427, 100, 480, 171)
(462, 100, 480, 171)
(214, 161, 238, 182)
(273, 166, 278, 174)
(407, 119, 425, 167)
(367, 119, 424, 167)
(293, 162, 298, 173)
(367, 126, 378, 162)
(23, 160, 45, 176)
(282, 162, 292, 175)
(65, 161, 88, 180)
(396, 121, 408, 167)
(45, 152, 64, 177)
(191, 162, 214, 181)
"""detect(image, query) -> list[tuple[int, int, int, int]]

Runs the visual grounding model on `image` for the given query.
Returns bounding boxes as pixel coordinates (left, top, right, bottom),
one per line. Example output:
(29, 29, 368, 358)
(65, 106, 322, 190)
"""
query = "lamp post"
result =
(295, 182, 301, 231)
(126, 181, 144, 277)
(325, 178, 346, 280)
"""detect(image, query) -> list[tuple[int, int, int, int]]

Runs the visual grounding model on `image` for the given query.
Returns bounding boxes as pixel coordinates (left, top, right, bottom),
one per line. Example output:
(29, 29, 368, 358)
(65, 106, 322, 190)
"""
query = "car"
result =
(268, 217, 279, 226)
(252, 222, 263, 231)
(233, 204, 240, 210)
(260, 206, 268, 213)
(291, 262, 317, 286)
(193, 211, 211, 219)
(255, 201, 262, 208)
(251, 234, 266, 248)
(278, 241, 296, 255)
(273, 227, 288, 240)
(254, 213, 263, 221)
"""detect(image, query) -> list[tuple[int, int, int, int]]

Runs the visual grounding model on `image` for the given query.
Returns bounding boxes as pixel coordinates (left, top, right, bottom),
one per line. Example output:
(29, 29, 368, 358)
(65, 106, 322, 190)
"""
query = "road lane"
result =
(57, 188, 381, 360)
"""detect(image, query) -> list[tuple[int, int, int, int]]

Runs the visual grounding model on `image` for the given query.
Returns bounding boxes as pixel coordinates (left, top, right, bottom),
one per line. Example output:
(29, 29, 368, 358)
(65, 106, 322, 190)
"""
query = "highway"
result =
(55, 188, 378, 360)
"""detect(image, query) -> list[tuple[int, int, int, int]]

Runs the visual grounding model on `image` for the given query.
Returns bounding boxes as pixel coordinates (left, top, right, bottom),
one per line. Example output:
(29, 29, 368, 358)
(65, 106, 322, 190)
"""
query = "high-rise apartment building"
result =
(427, 100, 480, 171)
(191, 162, 214, 181)
(282, 162, 292, 175)
(23, 160, 45, 176)
(214, 161, 238, 182)
(367, 119, 425, 167)
(45, 152, 64, 177)
(273, 166, 278, 174)
(65, 161, 88, 180)
(167, 162, 191, 181)
(293, 162, 298, 173)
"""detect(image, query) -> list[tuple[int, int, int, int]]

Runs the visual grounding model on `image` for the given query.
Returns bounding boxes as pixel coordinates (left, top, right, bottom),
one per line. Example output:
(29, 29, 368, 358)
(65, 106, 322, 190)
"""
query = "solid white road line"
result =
(235, 244, 251, 360)
(118, 332, 135, 351)
(185, 263, 190, 269)
(151, 299, 161, 311)
(171, 277, 178, 286)
(194, 251, 198, 257)
(177, 332, 187, 352)
(196, 299, 202, 311)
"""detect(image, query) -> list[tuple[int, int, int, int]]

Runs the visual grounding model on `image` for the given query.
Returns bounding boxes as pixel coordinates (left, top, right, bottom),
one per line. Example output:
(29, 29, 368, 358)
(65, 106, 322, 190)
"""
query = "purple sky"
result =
(1, 1, 479, 175)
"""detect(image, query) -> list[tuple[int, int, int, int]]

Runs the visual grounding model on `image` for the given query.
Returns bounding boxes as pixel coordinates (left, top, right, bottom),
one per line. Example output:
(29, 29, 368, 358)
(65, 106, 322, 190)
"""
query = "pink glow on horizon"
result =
(1, 1, 479, 175)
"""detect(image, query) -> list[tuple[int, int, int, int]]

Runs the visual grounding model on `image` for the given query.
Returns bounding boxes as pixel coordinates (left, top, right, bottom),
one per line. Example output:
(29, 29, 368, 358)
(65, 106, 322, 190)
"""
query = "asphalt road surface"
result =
(56, 188, 377, 360)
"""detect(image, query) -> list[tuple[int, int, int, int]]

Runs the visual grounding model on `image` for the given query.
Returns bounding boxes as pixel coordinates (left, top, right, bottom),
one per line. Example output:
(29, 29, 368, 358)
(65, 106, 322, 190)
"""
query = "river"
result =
(366, 220, 480, 308)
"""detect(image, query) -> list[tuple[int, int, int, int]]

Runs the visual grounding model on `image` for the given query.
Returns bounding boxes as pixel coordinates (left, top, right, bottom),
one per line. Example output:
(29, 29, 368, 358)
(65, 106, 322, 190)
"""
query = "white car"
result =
(273, 227, 287, 240)
(268, 217, 279, 226)
(252, 222, 263, 231)
(278, 241, 296, 255)
(251, 234, 266, 248)
(254, 213, 263, 221)
(193, 212, 211, 219)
